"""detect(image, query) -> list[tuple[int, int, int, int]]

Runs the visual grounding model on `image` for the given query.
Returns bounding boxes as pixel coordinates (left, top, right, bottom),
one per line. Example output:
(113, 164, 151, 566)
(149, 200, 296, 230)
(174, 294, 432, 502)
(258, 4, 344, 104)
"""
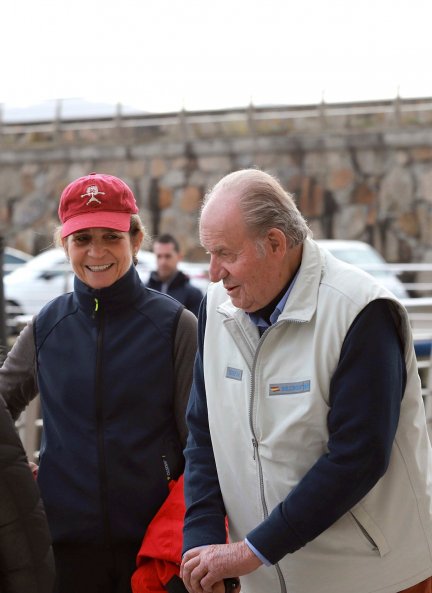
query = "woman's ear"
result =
(133, 230, 145, 254)
(61, 237, 69, 260)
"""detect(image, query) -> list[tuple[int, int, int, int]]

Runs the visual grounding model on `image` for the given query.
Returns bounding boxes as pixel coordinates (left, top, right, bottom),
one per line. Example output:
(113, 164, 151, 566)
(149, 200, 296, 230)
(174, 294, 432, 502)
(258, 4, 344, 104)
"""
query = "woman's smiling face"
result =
(63, 227, 142, 289)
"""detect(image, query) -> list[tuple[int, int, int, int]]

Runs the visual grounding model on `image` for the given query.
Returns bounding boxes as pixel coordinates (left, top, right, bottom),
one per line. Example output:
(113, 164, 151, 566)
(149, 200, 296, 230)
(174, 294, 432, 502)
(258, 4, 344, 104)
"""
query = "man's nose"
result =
(208, 257, 226, 282)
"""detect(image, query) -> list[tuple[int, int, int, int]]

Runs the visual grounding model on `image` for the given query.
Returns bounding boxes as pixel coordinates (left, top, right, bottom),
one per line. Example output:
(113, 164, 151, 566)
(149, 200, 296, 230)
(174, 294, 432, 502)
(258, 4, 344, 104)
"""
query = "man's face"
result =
(200, 194, 283, 312)
(154, 241, 181, 282)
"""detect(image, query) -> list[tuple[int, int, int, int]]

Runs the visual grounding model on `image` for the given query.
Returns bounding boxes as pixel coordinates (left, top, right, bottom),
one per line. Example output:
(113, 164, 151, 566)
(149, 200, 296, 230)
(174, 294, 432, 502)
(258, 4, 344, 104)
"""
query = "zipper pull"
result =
(252, 437, 257, 460)
(162, 455, 172, 482)
(92, 297, 99, 319)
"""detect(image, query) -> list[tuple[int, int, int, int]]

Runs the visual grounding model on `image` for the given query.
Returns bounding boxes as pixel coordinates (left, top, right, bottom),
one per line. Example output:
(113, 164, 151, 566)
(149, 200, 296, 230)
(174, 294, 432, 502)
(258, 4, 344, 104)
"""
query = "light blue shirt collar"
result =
(248, 269, 299, 331)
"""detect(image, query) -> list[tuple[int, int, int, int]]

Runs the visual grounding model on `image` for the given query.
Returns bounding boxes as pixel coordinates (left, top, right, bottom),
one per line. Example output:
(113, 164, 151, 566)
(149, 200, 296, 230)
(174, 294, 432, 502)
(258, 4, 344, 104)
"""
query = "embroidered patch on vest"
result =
(269, 380, 311, 396)
(226, 366, 243, 381)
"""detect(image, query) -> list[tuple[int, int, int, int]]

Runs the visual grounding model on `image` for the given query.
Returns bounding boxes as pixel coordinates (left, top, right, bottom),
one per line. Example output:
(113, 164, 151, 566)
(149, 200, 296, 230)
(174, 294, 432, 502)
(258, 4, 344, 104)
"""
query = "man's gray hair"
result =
(203, 169, 311, 247)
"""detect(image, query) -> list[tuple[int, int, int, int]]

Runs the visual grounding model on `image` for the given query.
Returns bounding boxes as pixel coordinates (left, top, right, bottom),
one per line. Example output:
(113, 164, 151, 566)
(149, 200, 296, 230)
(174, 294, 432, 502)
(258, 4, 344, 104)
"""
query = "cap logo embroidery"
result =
(81, 184, 105, 206)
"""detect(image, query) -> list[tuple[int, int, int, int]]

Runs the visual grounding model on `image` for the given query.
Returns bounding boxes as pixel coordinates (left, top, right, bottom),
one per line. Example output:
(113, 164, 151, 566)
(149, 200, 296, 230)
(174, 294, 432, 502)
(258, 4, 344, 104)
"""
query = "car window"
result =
(327, 247, 392, 276)
(4, 254, 25, 264)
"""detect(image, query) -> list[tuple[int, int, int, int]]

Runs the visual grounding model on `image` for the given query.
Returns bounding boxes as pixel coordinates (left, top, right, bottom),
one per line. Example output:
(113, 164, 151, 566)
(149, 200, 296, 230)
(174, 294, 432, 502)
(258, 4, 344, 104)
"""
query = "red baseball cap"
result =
(58, 172, 139, 238)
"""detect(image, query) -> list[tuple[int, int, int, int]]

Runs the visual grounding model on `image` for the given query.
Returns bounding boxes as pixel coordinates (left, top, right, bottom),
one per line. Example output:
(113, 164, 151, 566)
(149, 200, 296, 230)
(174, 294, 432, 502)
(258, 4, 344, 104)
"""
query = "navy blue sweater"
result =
(182, 298, 406, 563)
(147, 270, 203, 317)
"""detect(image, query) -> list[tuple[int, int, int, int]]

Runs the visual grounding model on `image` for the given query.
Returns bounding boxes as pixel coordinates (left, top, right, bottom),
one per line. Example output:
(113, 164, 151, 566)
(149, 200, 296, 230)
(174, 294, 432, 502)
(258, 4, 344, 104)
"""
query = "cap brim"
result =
(61, 212, 132, 238)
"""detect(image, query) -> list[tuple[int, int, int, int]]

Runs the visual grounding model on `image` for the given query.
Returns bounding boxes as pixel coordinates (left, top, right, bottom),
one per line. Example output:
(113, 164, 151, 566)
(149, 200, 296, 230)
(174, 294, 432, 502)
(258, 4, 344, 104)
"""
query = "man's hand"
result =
(180, 541, 261, 593)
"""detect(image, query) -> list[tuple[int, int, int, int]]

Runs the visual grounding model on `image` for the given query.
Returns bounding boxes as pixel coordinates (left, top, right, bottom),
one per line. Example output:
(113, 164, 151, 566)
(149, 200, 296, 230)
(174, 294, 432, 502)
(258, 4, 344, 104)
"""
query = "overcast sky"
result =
(2, 0, 431, 114)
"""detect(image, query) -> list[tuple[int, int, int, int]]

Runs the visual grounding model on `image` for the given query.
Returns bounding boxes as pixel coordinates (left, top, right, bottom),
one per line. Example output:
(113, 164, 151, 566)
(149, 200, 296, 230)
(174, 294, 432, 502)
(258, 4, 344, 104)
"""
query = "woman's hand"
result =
(29, 461, 38, 479)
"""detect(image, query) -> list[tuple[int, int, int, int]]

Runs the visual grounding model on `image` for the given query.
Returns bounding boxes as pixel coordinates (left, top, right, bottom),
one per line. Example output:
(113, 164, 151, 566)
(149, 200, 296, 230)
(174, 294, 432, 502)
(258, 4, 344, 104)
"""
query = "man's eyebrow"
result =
(207, 246, 229, 254)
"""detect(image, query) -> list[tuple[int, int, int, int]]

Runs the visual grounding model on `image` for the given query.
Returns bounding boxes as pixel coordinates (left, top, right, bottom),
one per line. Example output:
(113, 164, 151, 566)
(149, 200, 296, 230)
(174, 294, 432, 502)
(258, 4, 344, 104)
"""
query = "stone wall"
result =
(1, 97, 431, 268)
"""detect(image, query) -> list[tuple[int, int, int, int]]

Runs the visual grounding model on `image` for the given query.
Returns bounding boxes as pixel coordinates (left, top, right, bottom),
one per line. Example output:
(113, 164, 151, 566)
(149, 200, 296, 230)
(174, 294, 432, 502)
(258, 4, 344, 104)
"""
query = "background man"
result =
(180, 169, 432, 593)
(147, 234, 203, 316)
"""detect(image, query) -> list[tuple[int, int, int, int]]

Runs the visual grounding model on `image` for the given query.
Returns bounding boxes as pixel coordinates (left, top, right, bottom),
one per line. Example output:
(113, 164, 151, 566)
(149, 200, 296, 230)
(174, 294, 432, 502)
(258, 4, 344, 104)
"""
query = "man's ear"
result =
(267, 228, 287, 255)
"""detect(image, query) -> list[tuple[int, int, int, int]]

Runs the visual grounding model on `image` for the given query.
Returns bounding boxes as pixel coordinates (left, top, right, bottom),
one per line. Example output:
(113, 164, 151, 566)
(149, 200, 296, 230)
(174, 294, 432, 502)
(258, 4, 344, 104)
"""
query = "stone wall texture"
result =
(1, 97, 431, 268)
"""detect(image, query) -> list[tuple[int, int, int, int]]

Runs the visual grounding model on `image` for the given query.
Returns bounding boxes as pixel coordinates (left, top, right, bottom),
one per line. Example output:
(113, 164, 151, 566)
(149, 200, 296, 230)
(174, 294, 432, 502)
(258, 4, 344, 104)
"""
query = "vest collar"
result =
(73, 264, 142, 315)
(217, 238, 324, 324)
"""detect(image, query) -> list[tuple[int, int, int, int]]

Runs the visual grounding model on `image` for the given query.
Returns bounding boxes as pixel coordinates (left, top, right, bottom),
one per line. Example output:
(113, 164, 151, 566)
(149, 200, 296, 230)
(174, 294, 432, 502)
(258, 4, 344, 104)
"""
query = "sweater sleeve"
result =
(246, 298, 407, 564)
(182, 297, 228, 554)
(185, 285, 204, 318)
(173, 308, 198, 448)
(0, 320, 38, 421)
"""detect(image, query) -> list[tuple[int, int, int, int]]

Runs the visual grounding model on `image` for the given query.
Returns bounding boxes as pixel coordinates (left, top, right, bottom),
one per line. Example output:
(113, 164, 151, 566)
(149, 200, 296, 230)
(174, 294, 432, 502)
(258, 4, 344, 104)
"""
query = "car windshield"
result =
(6, 250, 70, 279)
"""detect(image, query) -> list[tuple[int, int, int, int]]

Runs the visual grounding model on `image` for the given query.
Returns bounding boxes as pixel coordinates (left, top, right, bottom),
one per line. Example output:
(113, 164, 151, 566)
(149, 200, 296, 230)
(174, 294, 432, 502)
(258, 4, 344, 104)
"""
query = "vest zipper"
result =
(248, 319, 306, 593)
(350, 513, 379, 552)
(221, 311, 306, 593)
(95, 306, 111, 544)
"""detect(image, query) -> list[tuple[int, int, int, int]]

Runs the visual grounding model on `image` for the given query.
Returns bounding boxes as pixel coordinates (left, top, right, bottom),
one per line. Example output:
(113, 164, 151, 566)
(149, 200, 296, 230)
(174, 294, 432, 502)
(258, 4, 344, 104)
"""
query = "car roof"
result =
(316, 240, 375, 250)
(4, 246, 32, 262)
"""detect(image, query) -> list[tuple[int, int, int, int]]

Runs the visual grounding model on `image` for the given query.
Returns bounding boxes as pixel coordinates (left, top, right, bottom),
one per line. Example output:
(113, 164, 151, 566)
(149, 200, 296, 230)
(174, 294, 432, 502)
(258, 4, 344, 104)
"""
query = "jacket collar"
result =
(276, 238, 324, 322)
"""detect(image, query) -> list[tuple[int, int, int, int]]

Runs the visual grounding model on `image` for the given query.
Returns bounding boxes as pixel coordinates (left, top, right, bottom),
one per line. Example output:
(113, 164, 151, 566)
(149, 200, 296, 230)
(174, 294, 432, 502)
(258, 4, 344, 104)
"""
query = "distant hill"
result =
(1, 98, 147, 123)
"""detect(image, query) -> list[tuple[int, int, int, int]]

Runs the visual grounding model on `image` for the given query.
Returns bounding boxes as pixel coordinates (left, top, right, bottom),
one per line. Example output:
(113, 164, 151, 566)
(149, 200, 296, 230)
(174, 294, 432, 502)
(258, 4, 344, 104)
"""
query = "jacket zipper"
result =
(95, 304, 111, 544)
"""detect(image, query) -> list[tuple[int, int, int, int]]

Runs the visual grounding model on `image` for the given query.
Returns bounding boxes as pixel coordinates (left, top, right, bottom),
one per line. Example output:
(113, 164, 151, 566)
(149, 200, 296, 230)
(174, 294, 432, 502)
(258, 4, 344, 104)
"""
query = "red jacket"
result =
(132, 476, 186, 593)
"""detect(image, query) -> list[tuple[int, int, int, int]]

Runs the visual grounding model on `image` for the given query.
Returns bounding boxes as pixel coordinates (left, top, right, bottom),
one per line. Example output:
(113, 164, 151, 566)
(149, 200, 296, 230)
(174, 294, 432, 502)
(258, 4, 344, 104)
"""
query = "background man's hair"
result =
(153, 233, 180, 252)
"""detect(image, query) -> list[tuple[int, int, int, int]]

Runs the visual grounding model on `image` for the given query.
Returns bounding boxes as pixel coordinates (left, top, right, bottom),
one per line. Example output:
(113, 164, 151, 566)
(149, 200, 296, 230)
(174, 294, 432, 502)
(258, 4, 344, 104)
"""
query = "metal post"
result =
(0, 236, 7, 353)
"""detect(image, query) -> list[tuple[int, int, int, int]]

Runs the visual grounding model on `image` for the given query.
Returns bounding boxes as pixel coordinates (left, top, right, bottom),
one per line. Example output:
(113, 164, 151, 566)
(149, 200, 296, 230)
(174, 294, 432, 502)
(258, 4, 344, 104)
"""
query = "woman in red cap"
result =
(0, 173, 198, 593)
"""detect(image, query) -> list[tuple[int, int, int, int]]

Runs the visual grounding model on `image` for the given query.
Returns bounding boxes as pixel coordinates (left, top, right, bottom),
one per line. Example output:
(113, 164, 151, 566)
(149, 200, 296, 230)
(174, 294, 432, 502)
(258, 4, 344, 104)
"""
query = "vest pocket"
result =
(349, 505, 390, 557)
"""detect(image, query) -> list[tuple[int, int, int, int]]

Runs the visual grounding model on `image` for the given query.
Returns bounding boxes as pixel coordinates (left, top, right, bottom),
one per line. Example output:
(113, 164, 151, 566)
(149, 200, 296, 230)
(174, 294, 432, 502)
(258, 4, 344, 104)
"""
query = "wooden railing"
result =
(2, 96, 432, 138)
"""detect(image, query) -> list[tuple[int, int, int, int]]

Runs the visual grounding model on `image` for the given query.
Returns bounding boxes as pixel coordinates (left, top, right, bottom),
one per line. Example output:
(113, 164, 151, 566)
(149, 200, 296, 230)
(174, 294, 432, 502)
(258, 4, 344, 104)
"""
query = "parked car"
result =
(3, 246, 32, 274)
(317, 240, 432, 360)
(4, 248, 208, 332)
(316, 240, 409, 299)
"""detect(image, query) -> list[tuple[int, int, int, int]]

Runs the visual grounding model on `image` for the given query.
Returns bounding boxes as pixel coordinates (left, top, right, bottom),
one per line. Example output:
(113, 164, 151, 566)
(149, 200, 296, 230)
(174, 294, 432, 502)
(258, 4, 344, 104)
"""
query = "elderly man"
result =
(180, 169, 432, 593)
